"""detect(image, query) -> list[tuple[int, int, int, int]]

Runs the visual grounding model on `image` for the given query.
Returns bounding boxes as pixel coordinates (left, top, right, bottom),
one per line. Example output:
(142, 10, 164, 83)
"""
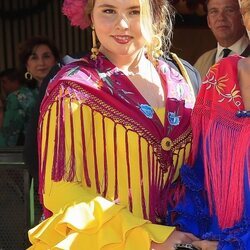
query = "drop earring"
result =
(151, 35, 163, 59)
(91, 26, 99, 60)
(25, 71, 33, 80)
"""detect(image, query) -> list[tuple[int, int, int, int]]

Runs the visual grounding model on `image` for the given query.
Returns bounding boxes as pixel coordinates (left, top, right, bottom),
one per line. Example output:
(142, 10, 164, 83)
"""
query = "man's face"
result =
(207, 0, 245, 47)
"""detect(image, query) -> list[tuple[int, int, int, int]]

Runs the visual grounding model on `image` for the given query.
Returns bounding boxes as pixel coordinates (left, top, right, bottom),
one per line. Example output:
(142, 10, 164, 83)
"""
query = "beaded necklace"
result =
(236, 110, 250, 117)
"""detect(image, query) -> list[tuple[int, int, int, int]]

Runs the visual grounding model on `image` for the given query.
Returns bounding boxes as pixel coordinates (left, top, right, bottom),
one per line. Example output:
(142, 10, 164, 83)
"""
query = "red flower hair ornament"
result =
(62, 0, 91, 29)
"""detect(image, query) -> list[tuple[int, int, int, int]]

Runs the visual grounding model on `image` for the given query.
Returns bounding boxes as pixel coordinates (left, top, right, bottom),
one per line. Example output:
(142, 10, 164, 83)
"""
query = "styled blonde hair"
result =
(140, 0, 175, 57)
(239, 0, 250, 15)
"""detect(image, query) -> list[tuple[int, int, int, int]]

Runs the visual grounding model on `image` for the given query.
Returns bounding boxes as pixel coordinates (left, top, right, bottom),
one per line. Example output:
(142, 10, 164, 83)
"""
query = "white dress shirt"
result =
(215, 35, 250, 62)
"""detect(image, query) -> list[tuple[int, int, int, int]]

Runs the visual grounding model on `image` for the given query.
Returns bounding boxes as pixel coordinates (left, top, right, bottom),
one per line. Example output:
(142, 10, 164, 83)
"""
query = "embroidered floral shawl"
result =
(38, 53, 195, 221)
(190, 55, 250, 229)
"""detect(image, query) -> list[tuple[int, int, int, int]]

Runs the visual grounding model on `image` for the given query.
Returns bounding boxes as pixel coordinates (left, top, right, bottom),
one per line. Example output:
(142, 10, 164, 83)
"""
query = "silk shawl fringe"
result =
(190, 100, 250, 229)
(38, 80, 177, 222)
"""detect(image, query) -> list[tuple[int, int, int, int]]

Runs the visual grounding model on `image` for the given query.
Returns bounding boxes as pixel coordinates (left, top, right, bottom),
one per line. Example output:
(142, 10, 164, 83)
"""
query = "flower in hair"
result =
(62, 0, 91, 29)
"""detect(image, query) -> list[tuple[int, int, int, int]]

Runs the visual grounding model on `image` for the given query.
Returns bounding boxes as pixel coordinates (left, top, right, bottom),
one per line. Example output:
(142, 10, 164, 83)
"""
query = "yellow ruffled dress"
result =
(28, 60, 193, 249)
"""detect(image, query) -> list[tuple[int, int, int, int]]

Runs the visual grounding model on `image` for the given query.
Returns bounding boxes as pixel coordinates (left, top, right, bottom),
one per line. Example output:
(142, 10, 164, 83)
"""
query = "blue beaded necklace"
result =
(236, 110, 250, 118)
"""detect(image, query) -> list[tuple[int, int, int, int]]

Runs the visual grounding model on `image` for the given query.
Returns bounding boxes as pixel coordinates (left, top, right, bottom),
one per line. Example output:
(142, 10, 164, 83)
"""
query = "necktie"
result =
(222, 48, 231, 58)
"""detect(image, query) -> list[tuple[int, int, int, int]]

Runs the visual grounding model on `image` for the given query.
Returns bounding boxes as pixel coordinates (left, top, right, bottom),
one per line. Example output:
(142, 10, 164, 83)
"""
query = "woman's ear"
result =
(25, 63, 29, 72)
(90, 12, 94, 24)
(27, 60, 32, 72)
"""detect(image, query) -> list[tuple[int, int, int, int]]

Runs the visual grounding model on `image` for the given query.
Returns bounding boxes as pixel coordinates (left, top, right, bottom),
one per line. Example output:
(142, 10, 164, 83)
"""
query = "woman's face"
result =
(26, 44, 57, 84)
(91, 0, 146, 59)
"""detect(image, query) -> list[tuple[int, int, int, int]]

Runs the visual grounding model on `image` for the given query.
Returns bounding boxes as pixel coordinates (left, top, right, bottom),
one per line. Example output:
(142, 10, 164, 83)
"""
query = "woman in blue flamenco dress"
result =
(167, 0, 250, 249)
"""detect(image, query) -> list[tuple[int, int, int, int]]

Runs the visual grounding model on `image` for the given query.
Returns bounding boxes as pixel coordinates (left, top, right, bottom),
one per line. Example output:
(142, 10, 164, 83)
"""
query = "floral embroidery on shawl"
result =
(203, 63, 242, 107)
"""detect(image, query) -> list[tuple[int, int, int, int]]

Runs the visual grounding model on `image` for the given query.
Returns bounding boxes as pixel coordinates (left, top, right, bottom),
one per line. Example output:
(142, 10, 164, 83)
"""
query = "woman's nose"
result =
(37, 57, 45, 65)
(117, 15, 129, 29)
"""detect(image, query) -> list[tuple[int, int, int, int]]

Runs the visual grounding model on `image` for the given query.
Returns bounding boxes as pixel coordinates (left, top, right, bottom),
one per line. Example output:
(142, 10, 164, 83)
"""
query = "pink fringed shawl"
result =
(190, 55, 250, 229)
(38, 53, 195, 221)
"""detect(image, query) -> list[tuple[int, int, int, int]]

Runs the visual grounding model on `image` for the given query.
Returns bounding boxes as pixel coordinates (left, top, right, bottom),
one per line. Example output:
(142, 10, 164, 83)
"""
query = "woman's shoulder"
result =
(59, 57, 97, 78)
(40, 56, 104, 111)
(158, 57, 196, 108)
(237, 56, 250, 72)
(47, 57, 100, 92)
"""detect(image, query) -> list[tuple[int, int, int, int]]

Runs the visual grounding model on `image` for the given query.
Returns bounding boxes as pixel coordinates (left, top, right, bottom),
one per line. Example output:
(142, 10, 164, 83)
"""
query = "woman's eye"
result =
(30, 55, 38, 60)
(103, 9, 115, 14)
(130, 10, 140, 15)
(43, 53, 52, 59)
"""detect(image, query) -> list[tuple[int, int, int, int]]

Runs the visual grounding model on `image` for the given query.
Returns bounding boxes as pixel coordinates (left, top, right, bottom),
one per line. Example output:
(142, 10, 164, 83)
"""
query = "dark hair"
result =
(0, 68, 22, 104)
(18, 36, 60, 72)
(0, 68, 21, 82)
(18, 36, 60, 88)
(203, 0, 209, 13)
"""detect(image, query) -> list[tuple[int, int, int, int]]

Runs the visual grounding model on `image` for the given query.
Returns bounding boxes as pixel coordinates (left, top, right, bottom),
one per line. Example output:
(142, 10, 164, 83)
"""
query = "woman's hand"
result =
(151, 230, 200, 250)
(192, 240, 218, 250)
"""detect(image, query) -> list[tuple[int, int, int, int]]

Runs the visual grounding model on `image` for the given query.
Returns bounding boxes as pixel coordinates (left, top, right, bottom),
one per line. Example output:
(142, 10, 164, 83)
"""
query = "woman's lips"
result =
(112, 35, 132, 44)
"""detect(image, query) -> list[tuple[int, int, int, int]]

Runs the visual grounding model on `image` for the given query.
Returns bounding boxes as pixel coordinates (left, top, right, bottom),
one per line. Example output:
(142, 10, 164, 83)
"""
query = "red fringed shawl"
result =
(38, 53, 195, 221)
(190, 55, 250, 229)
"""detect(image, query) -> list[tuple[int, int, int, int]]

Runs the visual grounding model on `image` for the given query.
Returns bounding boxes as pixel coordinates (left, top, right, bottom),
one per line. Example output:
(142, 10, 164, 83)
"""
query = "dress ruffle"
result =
(166, 151, 250, 249)
(28, 196, 174, 249)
